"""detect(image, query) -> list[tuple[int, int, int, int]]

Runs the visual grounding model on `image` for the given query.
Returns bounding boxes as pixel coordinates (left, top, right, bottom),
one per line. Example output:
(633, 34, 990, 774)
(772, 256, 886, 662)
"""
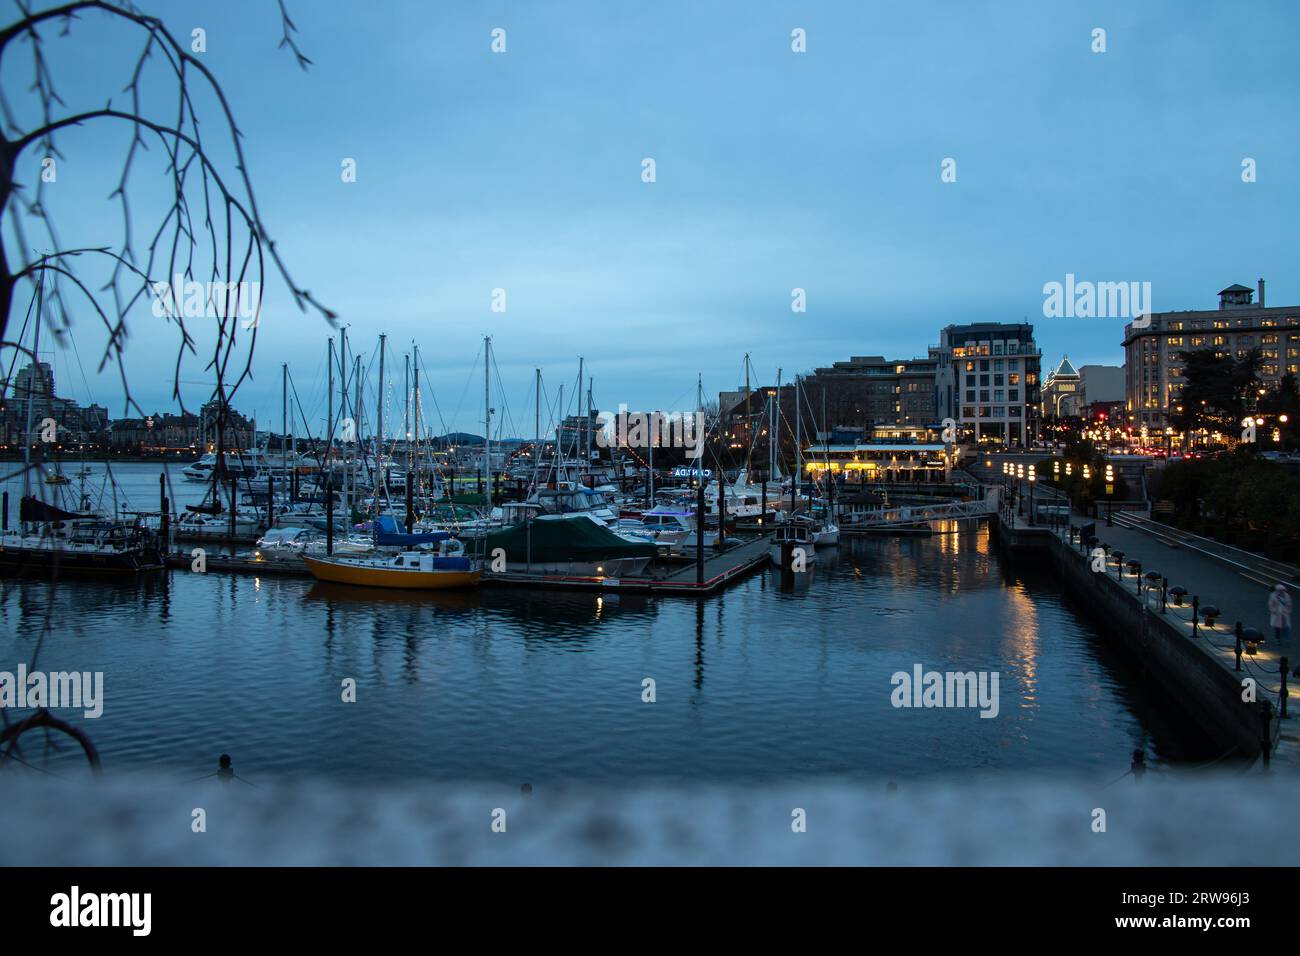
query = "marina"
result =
(0, 508, 1220, 784)
(0, 0, 1295, 892)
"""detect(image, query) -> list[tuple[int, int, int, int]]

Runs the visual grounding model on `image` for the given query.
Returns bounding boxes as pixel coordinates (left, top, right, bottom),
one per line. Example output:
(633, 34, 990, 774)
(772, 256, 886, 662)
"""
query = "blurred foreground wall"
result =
(0, 773, 1284, 866)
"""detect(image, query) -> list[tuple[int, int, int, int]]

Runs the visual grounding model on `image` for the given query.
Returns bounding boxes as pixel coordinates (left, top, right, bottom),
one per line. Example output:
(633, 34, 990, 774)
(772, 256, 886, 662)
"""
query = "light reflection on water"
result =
(0, 474, 1220, 784)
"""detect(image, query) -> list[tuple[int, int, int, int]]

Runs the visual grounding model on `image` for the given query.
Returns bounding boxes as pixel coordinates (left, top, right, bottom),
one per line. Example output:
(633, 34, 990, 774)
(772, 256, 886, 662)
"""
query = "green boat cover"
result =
(472, 516, 656, 563)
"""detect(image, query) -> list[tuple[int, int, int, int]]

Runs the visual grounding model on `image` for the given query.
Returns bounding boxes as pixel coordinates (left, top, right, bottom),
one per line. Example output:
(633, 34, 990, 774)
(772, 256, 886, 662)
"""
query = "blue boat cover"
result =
(373, 514, 452, 547)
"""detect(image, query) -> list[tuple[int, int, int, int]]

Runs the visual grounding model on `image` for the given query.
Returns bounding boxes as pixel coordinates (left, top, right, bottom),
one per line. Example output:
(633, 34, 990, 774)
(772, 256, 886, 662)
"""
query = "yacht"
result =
(0, 507, 164, 575)
(182, 449, 275, 482)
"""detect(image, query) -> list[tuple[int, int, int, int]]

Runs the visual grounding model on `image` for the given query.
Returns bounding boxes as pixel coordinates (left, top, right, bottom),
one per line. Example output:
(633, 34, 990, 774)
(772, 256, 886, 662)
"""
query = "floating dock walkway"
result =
(163, 533, 774, 598)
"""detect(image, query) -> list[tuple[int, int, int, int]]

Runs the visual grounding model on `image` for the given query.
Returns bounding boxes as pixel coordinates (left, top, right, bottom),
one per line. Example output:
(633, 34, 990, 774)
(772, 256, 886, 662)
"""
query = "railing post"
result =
(1161, 576, 1167, 614)
(1235, 621, 1243, 672)
(1261, 700, 1274, 766)
(1281, 657, 1290, 719)
(1191, 595, 1199, 638)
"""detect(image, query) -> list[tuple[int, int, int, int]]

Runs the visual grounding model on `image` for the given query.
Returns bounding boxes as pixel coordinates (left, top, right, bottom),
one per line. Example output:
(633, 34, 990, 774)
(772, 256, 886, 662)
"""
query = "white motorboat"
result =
(770, 519, 818, 567)
(182, 449, 277, 482)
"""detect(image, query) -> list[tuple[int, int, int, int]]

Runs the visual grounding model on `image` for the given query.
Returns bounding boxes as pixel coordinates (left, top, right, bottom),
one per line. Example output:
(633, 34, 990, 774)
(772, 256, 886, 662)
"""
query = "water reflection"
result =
(0, 525, 1222, 783)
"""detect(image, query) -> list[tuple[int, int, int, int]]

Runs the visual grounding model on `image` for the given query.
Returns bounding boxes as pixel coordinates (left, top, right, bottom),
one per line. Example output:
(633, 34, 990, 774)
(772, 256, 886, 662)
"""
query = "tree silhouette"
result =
(0, 0, 334, 432)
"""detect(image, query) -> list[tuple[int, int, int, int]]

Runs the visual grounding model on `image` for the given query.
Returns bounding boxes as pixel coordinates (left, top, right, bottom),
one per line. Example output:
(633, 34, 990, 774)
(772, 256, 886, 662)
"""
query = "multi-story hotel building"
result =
(1122, 280, 1300, 430)
(934, 323, 1041, 446)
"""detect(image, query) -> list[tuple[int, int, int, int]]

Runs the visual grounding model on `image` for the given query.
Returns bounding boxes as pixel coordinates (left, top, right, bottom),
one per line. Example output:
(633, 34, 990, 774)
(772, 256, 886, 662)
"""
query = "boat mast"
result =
(576, 355, 583, 482)
(326, 335, 335, 556)
(404, 353, 410, 475)
(353, 354, 361, 511)
(556, 383, 564, 484)
(743, 353, 751, 485)
(647, 406, 654, 508)
(413, 344, 421, 497)
(774, 368, 782, 484)
(377, 334, 386, 492)
(794, 374, 802, 513)
(534, 367, 541, 489)
(822, 384, 831, 512)
(339, 326, 349, 512)
(484, 335, 492, 508)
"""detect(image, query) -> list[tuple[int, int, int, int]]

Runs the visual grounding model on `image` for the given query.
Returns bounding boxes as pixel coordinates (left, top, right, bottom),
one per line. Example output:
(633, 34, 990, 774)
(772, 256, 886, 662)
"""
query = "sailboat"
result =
(300, 535, 481, 589)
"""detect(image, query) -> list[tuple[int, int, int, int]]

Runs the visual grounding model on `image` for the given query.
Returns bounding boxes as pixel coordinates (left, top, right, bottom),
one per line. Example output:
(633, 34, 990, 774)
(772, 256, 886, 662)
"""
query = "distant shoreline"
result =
(0, 453, 196, 464)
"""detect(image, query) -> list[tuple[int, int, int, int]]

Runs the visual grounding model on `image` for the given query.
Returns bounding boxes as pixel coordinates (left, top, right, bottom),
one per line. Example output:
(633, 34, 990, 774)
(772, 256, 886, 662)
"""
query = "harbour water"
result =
(0, 465, 1217, 784)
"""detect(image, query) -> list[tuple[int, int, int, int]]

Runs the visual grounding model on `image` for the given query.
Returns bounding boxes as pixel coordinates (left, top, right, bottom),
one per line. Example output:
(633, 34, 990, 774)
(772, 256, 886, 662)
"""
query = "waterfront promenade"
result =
(994, 491, 1299, 769)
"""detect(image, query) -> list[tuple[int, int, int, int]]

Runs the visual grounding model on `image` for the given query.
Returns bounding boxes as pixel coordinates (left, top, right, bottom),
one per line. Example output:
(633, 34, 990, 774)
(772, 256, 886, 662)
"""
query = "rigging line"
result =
(489, 347, 522, 443)
(440, 342, 482, 440)
(414, 347, 452, 439)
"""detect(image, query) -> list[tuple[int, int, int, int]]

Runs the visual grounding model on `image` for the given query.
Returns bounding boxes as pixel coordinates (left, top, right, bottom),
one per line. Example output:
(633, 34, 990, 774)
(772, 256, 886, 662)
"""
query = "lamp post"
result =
(1028, 464, 1036, 526)
(1105, 462, 1114, 527)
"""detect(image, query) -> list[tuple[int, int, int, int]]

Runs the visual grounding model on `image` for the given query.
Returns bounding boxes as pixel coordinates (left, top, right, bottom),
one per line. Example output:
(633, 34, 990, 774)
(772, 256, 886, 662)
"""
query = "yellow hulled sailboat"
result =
(301, 545, 481, 590)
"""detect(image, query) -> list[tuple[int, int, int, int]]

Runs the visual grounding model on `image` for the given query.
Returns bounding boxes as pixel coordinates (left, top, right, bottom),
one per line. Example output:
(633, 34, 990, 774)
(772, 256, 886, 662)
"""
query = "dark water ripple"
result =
(0, 511, 1217, 784)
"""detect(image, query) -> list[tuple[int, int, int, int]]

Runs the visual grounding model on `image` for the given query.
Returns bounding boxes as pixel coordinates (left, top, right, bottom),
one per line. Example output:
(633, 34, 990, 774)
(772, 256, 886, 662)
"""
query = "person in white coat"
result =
(1269, 584, 1292, 644)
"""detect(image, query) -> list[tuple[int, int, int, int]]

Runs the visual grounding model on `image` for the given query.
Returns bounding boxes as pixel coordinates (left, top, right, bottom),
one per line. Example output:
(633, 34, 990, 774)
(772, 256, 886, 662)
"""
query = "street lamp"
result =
(1105, 462, 1115, 527)
(1028, 465, 1036, 525)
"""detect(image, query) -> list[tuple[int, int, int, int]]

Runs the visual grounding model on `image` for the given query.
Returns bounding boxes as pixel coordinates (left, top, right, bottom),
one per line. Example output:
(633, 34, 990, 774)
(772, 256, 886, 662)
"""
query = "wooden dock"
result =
(483, 534, 773, 596)
(161, 533, 775, 597)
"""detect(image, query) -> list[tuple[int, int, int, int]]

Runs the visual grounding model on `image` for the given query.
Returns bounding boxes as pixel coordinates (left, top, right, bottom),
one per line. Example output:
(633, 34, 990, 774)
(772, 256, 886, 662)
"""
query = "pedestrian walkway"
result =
(1053, 511, 1299, 767)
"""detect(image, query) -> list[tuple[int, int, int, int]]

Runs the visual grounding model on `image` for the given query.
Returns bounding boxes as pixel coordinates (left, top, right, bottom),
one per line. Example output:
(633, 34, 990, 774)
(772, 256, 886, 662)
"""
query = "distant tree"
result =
(1168, 348, 1260, 436)
(1259, 372, 1300, 450)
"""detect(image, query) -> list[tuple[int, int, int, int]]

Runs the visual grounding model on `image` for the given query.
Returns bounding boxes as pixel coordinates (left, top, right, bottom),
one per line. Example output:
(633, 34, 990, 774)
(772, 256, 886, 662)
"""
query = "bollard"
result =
(1192, 595, 1199, 637)
(1130, 749, 1146, 783)
(217, 753, 234, 784)
(1161, 577, 1168, 614)
(1281, 657, 1290, 719)
(1235, 622, 1243, 672)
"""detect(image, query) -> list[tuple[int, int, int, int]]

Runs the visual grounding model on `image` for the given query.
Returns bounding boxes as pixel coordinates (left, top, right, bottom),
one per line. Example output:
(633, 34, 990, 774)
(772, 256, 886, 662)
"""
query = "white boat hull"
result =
(813, 525, 840, 546)
(769, 542, 818, 567)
